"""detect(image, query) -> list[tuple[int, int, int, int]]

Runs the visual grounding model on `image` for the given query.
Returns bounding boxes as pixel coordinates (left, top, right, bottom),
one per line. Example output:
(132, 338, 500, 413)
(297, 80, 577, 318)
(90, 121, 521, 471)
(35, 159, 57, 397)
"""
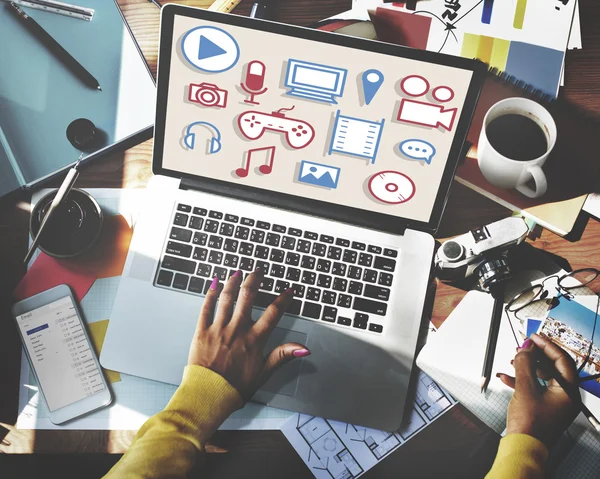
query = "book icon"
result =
(298, 161, 341, 189)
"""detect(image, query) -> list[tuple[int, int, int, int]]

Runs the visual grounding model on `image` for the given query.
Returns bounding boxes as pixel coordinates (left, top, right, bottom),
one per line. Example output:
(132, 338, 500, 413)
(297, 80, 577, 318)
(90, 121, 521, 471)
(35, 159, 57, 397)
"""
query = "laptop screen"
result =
(155, 9, 484, 233)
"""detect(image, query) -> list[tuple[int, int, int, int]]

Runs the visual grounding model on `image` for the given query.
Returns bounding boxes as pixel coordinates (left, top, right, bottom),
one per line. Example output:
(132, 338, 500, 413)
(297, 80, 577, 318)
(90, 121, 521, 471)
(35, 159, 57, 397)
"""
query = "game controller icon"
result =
(238, 106, 315, 149)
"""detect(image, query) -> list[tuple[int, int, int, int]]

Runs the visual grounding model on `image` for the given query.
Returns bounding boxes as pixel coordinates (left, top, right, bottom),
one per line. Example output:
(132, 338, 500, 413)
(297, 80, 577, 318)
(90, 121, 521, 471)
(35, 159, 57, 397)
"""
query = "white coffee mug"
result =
(477, 98, 557, 199)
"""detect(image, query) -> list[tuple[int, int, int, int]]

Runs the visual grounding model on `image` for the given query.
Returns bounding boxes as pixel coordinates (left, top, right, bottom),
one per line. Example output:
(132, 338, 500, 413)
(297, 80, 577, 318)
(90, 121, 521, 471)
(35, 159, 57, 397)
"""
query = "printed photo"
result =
(539, 297, 600, 398)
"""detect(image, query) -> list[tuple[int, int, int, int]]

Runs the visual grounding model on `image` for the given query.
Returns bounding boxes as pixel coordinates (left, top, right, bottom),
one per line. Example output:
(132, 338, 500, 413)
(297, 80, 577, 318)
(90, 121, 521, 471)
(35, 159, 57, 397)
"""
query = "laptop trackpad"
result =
(261, 327, 308, 397)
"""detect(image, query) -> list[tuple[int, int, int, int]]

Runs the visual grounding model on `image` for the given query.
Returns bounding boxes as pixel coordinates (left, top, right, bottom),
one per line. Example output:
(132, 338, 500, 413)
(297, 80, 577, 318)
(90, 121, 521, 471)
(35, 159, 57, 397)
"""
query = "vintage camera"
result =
(188, 83, 228, 108)
(435, 217, 529, 290)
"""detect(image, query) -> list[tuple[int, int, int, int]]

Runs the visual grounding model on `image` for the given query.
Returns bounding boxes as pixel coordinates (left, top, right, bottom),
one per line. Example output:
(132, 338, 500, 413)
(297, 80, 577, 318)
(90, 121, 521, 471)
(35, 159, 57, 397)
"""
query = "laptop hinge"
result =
(179, 178, 411, 236)
(180, 178, 206, 192)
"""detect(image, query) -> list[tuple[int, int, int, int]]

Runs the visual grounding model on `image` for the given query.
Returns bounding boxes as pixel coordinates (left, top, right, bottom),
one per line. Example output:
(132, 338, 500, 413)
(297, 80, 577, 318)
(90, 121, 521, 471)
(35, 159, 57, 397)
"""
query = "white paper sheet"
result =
(281, 370, 456, 478)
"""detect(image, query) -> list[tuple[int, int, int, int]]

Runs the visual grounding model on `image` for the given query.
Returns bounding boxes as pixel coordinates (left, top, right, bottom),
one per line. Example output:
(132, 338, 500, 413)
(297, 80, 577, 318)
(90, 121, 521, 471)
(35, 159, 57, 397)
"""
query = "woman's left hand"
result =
(188, 269, 310, 401)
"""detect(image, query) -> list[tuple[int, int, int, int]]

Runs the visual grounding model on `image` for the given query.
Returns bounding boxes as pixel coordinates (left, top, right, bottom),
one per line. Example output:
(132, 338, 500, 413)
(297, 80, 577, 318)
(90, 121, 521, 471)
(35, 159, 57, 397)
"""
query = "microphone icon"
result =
(241, 61, 268, 105)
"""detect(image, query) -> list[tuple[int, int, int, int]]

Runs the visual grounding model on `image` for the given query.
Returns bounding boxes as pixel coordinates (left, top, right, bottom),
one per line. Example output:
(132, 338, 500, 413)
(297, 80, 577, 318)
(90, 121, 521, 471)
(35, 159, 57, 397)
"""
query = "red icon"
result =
(236, 146, 276, 178)
(241, 61, 268, 105)
(238, 106, 315, 149)
(368, 171, 416, 204)
(188, 82, 228, 108)
(396, 75, 457, 131)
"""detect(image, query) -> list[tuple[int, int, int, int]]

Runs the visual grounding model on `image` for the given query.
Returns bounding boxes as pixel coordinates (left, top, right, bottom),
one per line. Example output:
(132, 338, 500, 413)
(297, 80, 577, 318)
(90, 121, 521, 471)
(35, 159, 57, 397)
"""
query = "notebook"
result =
(0, 0, 155, 200)
(417, 289, 600, 478)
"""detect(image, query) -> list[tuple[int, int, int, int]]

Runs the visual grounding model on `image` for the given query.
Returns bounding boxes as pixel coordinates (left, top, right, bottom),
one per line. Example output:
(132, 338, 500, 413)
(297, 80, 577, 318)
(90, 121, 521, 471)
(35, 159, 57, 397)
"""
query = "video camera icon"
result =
(396, 75, 457, 131)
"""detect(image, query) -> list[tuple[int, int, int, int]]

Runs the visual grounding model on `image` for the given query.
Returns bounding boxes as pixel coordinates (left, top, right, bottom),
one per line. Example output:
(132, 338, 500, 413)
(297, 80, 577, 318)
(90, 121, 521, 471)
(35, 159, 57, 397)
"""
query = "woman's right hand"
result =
(497, 333, 581, 447)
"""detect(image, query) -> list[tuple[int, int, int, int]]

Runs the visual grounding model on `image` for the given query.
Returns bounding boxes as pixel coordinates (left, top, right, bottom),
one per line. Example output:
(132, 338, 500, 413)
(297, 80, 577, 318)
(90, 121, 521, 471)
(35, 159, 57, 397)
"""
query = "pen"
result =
(250, 2, 267, 19)
(24, 155, 83, 265)
(8, 2, 101, 90)
(536, 348, 600, 433)
(481, 283, 504, 393)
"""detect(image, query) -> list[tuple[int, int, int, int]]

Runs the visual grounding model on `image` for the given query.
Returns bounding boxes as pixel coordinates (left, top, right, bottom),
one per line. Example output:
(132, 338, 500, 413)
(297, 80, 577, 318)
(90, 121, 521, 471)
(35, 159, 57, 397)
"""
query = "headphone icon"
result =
(183, 121, 222, 154)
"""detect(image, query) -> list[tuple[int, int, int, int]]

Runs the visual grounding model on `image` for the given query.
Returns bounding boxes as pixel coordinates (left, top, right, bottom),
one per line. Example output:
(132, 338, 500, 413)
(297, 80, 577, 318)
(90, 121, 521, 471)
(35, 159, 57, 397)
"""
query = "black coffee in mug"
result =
(485, 113, 548, 162)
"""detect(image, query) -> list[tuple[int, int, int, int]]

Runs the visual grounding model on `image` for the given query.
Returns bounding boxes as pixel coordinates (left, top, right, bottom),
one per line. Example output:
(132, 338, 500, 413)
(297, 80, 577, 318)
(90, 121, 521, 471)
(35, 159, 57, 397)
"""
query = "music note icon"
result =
(236, 146, 276, 178)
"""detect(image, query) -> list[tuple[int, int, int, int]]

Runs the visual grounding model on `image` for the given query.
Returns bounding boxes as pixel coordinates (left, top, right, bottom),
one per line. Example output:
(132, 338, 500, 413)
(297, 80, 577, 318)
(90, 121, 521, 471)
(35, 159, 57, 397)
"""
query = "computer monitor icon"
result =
(284, 59, 348, 104)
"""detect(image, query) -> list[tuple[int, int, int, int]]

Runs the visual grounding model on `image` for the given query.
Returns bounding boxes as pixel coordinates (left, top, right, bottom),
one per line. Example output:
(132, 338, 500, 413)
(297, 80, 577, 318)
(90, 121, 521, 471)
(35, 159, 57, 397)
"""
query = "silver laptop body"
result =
(101, 5, 484, 430)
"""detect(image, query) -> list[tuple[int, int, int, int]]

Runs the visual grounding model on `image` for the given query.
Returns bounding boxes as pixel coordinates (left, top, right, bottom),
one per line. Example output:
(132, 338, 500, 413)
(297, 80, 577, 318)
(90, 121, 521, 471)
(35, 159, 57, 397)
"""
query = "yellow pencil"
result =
(208, 0, 242, 13)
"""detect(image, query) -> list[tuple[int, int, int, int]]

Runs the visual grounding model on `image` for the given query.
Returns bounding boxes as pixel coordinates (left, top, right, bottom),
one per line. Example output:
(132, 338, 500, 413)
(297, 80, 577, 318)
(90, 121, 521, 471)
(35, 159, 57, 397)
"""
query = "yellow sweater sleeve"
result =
(103, 365, 243, 479)
(485, 434, 549, 479)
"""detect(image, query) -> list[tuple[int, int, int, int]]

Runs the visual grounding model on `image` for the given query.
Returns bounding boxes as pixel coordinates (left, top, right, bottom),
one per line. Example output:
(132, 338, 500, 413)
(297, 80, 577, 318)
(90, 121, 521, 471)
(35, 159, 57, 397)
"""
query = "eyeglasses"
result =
(504, 268, 600, 380)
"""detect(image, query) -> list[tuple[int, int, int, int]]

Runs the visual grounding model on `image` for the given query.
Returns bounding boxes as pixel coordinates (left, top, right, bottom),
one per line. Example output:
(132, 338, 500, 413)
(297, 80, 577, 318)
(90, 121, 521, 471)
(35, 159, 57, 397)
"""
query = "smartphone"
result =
(11, 284, 112, 424)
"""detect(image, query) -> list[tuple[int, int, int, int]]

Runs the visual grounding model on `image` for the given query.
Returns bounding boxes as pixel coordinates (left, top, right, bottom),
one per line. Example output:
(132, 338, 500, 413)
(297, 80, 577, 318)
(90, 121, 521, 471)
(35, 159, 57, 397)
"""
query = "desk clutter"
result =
(0, 0, 155, 200)
(324, 0, 596, 237)
(6, 0, 600, 477)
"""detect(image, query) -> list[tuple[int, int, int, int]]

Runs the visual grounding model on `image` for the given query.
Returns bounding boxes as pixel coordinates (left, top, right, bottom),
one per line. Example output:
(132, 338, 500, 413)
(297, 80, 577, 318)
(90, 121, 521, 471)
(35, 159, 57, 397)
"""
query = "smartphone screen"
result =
(15, 295, 107, 412)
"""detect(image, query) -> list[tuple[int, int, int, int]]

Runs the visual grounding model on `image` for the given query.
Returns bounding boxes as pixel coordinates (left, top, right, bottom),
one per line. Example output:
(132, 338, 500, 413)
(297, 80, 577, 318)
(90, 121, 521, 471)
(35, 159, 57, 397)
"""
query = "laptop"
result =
(101, 4, 484, 431)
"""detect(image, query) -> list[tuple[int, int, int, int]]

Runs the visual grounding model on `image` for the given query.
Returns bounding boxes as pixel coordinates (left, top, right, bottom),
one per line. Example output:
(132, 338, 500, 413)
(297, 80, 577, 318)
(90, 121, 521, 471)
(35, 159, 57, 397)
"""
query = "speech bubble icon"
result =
(399, 139, 436, 164)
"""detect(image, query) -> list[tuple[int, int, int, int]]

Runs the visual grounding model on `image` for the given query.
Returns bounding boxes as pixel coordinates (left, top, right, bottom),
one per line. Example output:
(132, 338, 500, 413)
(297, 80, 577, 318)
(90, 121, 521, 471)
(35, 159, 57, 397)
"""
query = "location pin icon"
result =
(362, 69, 384, 105)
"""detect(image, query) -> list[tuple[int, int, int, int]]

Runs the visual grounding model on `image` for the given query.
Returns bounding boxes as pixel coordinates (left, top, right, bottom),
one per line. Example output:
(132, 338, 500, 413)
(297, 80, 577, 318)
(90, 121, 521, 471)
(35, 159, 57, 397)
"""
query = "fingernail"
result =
(495, 373, 502, 378)
(520, 338, 533, 349)
(285, 288, 294, 294)
(210, 277, 219, 290)
(233, 270, 242, 278)
(293, 348, 311, 358)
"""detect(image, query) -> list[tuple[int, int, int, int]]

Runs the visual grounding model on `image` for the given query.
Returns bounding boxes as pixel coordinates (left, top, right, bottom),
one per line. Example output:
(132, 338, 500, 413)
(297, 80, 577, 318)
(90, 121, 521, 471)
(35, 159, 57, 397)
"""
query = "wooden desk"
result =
(1, 1, 599, 477)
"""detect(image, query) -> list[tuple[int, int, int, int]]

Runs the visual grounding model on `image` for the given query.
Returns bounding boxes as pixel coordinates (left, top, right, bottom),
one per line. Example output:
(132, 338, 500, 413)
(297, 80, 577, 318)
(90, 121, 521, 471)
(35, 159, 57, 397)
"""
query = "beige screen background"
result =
(162, 15, 474, 223)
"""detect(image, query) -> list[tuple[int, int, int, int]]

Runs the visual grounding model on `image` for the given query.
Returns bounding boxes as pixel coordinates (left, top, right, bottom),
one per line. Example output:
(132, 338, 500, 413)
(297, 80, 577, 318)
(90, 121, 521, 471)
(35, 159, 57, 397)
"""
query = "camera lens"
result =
(199, 90, 217, 105)
(441, 241, 464, 262)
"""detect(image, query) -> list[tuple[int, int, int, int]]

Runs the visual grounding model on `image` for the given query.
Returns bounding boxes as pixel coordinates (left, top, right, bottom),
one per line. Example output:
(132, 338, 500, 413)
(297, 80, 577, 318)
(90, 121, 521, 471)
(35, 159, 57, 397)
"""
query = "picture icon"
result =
(181, 26, 240, 73)
(188, 82, 228, 108)
(298, 161, 341, 189)
(399, 139, 436, 164)
(328, 110, 385, 164)
(285, 59, 347, 104)
(362, 69, 384, 105)
(396, 75, 457, 131)
(368, 171, 415, 204)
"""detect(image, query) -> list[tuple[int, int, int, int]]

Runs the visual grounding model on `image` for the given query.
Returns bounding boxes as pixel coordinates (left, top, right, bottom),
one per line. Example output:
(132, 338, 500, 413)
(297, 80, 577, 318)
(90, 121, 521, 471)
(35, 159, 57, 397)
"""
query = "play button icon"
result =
(198, 36, 227, 61)
(182, 26, 240, 73)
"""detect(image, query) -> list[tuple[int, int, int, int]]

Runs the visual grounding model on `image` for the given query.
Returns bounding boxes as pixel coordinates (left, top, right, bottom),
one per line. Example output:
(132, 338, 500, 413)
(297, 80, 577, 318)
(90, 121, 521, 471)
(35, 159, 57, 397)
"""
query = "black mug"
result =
(30, 188, 103, 258)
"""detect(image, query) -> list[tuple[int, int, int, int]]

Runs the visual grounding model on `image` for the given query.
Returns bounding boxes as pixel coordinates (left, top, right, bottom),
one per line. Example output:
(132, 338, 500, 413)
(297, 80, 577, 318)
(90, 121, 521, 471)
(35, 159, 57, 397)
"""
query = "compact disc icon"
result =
(368, 171, 416, 204)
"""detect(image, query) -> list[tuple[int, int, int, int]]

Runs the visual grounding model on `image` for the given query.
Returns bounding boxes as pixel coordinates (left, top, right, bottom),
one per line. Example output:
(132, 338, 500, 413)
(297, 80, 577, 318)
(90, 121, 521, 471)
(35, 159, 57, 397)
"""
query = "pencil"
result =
(481, 284, 505, 393)
(208, 0, 242, 13)
(8, 2, 101, 91)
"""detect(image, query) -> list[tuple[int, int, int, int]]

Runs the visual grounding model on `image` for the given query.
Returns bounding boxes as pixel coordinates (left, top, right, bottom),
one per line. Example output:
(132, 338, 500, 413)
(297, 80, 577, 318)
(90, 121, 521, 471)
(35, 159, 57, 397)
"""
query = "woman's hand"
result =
(497, 333, 581, 447)
(188, 269, 310, 401)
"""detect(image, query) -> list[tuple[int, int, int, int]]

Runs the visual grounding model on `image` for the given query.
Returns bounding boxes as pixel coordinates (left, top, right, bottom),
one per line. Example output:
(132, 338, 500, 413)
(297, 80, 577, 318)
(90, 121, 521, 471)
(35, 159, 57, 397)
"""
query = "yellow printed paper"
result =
(88, 320, 121, 384)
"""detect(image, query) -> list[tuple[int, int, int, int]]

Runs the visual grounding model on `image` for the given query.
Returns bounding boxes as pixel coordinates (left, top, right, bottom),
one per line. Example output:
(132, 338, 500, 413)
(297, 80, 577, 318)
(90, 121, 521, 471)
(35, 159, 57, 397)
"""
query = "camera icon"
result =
(188, 82, 228, 108)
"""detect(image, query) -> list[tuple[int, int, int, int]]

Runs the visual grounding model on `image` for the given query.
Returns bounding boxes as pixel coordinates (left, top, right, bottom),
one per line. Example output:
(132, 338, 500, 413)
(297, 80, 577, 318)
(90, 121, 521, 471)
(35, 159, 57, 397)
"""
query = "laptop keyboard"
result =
(154, 203, 399, 335)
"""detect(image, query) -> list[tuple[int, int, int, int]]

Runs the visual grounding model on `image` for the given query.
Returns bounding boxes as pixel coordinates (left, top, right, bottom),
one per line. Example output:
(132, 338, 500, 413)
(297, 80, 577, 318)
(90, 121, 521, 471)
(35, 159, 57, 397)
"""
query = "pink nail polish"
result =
(293, 348, 311, 358)
(210, 277, 219, 290)
(233, 270, 242, 278)
(520, 338, 533, 349)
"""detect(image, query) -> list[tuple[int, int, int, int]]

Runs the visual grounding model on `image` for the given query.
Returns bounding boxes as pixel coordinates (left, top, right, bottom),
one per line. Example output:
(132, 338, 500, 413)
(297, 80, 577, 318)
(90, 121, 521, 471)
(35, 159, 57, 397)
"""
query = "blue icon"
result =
(183, 121, 222, 154)
(285, 59, 347, 104)
(399, 139, 436, 164)
(198, 36, 227, 60)
(181, 26, 240, 73)
(328, 110, 385, 164)
(361, 69, 384, 105)
(298, 161, 341, 189)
